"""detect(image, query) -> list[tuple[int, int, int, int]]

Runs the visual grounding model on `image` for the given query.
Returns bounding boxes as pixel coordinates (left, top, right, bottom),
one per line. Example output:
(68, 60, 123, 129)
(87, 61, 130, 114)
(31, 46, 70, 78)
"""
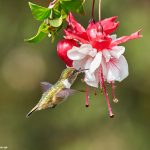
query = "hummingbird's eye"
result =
(73, 70, 78, 75)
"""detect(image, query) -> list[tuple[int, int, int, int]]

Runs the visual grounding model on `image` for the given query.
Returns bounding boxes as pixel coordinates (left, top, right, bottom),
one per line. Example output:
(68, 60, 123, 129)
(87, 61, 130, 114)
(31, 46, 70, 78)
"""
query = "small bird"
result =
(26, 67, 86, 118)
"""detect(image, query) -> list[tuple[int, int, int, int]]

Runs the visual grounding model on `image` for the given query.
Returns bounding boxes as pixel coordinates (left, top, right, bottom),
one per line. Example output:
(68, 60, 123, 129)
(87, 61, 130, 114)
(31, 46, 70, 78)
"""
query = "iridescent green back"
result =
(60, 68, 75, 80)
(37, 67, 76, 109)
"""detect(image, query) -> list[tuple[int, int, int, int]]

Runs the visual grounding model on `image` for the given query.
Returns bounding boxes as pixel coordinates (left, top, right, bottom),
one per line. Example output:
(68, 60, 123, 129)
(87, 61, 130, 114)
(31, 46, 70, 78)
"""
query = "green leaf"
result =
(77, 5, 85, 15)
(60, 0, 85, 14)
(29, 2, 51, 21)
(61, 9, 67, 19)
(60, 0, 72, 1)
(26, 0, 86, 43)
(25, 23, 49, 43)
(49, 16, 63, 27)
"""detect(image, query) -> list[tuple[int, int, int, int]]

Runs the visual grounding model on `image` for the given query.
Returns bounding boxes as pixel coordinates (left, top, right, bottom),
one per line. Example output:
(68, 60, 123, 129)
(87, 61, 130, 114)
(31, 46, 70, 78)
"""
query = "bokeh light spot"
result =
(2, 47, 46, 91)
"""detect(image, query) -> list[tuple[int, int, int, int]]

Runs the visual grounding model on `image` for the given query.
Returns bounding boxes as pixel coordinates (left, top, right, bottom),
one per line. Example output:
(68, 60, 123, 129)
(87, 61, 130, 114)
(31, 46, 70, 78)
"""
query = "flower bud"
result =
(57, 39, 78, 67)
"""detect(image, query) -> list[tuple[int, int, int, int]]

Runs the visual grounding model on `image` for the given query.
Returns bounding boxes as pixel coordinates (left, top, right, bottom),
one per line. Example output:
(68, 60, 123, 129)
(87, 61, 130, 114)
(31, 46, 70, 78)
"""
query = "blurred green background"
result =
(0, 0, 150, 150)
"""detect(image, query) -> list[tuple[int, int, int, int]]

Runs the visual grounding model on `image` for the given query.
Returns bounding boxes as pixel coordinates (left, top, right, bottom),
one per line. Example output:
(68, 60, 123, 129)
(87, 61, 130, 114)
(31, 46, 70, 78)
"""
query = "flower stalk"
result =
(111, 82, 119, 103)
(100, 66, 114, 118)
(91, 0, 96, 21)
(49, 0, 58, 9)
(85, 85, 90, 107)
(94, 88, 97, 96)
(99, 0, 102, 21)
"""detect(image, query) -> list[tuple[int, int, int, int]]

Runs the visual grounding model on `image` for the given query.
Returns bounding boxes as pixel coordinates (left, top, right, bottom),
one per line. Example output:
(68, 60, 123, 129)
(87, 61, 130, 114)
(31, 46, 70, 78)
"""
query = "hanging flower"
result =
(57, 12, 142, 117)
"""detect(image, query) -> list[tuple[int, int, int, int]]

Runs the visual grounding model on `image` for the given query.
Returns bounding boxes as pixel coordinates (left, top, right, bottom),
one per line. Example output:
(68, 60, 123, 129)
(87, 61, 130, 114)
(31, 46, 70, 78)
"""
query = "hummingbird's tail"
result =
(26, 105, 38, 118)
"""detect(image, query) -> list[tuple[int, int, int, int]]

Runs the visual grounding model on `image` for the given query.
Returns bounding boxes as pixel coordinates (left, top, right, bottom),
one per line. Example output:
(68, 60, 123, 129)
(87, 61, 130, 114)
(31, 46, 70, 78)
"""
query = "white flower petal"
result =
(67, 46, 86, 60)
(84, 78, 99, 88)
(85, 70, 95, 81)
(84, 57, 93, 70)
(106, 55, 129, 82)
(88, 48, 97, 57)
(68, 44, 92, 60)
(118, 55, 129, 81)
(84, 67, 100, 88)
(89, 52, 102, 73)
(102, 49, 111, 62)
(84, 72, 99, 88)
(80, 44, 93, 53)
(110, 46, 125, 59)
(110, 34, 117, 40)
(101, 58, 107, 81)
(72, 57, 88, 70)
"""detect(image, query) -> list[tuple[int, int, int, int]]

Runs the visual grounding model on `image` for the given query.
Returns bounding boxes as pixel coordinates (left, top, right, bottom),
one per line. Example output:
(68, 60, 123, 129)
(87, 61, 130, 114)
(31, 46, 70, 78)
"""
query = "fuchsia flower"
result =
(57, 12, 142, 117)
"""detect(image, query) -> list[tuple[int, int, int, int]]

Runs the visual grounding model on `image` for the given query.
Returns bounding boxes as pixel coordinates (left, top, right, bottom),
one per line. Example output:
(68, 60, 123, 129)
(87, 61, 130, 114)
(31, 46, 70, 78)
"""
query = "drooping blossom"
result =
(57, 12, 142, 117)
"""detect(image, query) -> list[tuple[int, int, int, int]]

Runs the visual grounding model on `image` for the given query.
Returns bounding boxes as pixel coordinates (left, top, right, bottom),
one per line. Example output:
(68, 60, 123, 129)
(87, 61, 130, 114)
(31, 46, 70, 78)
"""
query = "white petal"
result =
(80, 44, 93, 50)
(85, 70, 95, 81)
(84, 72, 99, 88)
(88, 48, 97, 57)
(110, 34, 117, 40)
(89, 52, 102, 73)
(84, 78, 99, 88)
(118, 55, 129, 81)
(84, 57, 93, 70)
(72, 57, 88, 70)
(110, 46, 125, 59)
(102, 49, 111, 62)
(106, 55, 129, 82)
(101, 58, 107, 81)
(67, 46, 86, 60)
(68, 44, 92, 60)
(84, 67, 100, 88)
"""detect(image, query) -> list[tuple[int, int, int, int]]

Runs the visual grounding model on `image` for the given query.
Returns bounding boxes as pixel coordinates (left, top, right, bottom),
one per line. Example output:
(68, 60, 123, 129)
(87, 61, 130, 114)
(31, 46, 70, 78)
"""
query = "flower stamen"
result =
(94, 88, 97, 96)
(111, 82, 119, 103)
(92, 0, 96, 21)
(100, 66, 114, 118)
(99, 0, 102, 21)
(85, 85, 90, 107)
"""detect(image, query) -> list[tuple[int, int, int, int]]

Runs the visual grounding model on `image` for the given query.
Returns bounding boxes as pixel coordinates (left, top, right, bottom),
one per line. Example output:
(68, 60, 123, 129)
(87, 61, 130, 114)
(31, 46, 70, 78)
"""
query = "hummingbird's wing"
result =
(56, 88, 76, 98)
(40, 82, 53, 92)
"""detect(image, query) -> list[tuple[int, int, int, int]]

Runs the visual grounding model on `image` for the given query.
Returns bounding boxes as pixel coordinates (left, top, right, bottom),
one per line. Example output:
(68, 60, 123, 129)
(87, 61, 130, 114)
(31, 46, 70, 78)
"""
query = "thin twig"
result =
(49, 0, 58, 9)
(99, 0, 102, 21)
(92, 0, 95, 20)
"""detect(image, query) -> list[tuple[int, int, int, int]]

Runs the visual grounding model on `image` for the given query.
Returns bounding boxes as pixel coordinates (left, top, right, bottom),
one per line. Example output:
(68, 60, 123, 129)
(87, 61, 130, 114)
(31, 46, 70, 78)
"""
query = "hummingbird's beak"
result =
(78, 68, 89, 73)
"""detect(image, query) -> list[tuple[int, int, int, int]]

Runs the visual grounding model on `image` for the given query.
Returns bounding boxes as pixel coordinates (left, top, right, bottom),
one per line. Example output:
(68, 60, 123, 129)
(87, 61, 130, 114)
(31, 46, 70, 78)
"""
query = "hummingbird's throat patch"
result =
(62, 79, 71, 88)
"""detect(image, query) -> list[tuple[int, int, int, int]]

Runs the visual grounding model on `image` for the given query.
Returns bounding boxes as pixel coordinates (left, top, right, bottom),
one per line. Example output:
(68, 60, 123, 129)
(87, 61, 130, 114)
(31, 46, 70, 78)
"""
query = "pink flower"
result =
(68, 44, 128, 86)
(57, 12, 142, 117)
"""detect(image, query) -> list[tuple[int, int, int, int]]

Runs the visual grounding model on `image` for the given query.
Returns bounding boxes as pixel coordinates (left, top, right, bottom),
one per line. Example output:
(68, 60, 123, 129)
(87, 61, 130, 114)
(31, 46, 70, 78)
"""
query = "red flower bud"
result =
(57, 39, 78, 67)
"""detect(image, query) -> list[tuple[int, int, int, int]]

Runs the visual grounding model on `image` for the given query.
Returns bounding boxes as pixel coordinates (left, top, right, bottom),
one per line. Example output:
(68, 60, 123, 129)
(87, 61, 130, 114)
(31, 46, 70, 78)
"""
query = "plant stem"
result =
(85, 85, 90, 107)
(98, 0, 103, 33)
(99, 0, 102, 21)
(91, 0, 95, 20)
(100, 66, 114, 118)
(49, 0, 58, 8)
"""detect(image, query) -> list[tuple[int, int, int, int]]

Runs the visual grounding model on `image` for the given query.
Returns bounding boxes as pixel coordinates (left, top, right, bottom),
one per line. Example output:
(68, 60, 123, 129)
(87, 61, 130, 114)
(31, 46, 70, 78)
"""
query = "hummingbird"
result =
(26, 67, 87, 118)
